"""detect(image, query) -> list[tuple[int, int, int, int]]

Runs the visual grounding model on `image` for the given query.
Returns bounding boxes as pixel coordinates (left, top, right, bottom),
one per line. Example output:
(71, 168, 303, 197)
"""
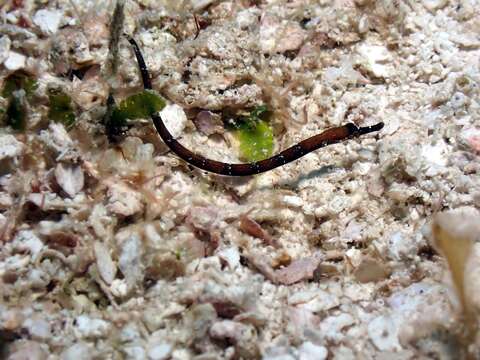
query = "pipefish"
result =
(126, 36, 384, 177)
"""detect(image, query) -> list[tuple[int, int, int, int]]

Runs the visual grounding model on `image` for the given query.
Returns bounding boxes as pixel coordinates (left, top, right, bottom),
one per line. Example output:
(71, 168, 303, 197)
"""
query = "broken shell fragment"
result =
(55, 163, 84, 198)
(93, 241, 117, 285)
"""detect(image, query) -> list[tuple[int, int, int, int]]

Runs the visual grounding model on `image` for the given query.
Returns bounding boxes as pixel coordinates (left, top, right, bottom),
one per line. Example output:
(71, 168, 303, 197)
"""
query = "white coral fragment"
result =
(110, 279, 128, 298)
(209, 320, 258, 357)
(0, 134, 24, 160)
(0, 192, 13, 208)
(282, 195, 303, 208)
(323, 57, 367, 87)
(421, 141, 449, 176)
(0, 35, 11, 64)
(387, 232, 417, 261)
(236, 9, 258, 29)
(118, 234, 144, 291)
(13, 230, 44, 261)
(107, 182, 143, 216)
(23, 317, 51, 340)
(0, 214, 6, 231)
(422, 0, 448, 11)
(259, 15, 306, 54)
(191, 0, 217, 11)
(74, 315, 111, 339)
(147, 342, 173, 360)
(298, 342, 328, 360)
(6, 341, 47, 360)
(386, 281, 452, 336)
(55, 163, 84, 198)
(89, 204, 111, 238)
(368, 315, 401, 351)
(357, 44, 393, 78)
(319, 313, 355, 342)
(39, 123, 75, 157)
(61, 342, 93, 360)
(209, 320, 244, 341)
(4, 52, 26, 71)
(292, 289, 340, 312)
(33, 9, 63, 35)
(159, 104, 188, 138)
(217, 247, 240, 270)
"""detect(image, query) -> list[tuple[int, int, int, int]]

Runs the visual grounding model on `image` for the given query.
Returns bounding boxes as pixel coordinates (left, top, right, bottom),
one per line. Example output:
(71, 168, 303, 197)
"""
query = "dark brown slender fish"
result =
(126, 36, 384, 176)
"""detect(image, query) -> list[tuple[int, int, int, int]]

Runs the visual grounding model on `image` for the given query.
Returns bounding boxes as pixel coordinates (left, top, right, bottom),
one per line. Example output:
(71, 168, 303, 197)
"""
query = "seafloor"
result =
(1, 0, 480, 359)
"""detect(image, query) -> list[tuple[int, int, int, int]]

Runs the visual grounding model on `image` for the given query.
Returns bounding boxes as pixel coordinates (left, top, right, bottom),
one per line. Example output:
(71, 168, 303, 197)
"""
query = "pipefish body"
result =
(126, 36, 384, 177)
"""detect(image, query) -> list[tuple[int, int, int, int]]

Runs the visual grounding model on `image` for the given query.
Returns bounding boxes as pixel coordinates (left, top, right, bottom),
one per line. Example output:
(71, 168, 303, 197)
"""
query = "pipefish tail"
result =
(126, 36, 384, 177)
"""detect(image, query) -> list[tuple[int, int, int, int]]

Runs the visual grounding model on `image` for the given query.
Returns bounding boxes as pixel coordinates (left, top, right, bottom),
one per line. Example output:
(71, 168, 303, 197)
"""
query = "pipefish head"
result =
(345, 122, 384, 138)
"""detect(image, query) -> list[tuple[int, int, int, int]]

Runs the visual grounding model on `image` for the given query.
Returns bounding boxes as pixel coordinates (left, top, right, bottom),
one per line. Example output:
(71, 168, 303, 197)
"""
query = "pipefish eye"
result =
(344, 123, 360, 136)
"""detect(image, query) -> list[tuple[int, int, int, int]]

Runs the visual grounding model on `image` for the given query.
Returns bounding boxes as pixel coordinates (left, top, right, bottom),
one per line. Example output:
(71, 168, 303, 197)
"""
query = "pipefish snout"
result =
(125, 36, 384, 177)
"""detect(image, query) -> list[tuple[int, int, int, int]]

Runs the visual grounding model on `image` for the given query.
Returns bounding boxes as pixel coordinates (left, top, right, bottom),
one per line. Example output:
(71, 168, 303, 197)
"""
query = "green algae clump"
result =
(48, 89, 76, 128)
(230, 105, 274, 162)
(1, 72, 38, 131)
(110, 90, 166, 126)
(2, 72, 38, 99)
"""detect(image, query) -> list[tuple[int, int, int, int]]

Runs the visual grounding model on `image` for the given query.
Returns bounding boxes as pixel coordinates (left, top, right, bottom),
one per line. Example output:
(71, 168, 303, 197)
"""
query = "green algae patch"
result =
(2, 72, 38, 99)
(1, 72, 38, 131)
(48, 89, 76, 128)
(228, 105, 274, 162)
(110, 90, 166, 128)
(237, 120, 274, 161)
